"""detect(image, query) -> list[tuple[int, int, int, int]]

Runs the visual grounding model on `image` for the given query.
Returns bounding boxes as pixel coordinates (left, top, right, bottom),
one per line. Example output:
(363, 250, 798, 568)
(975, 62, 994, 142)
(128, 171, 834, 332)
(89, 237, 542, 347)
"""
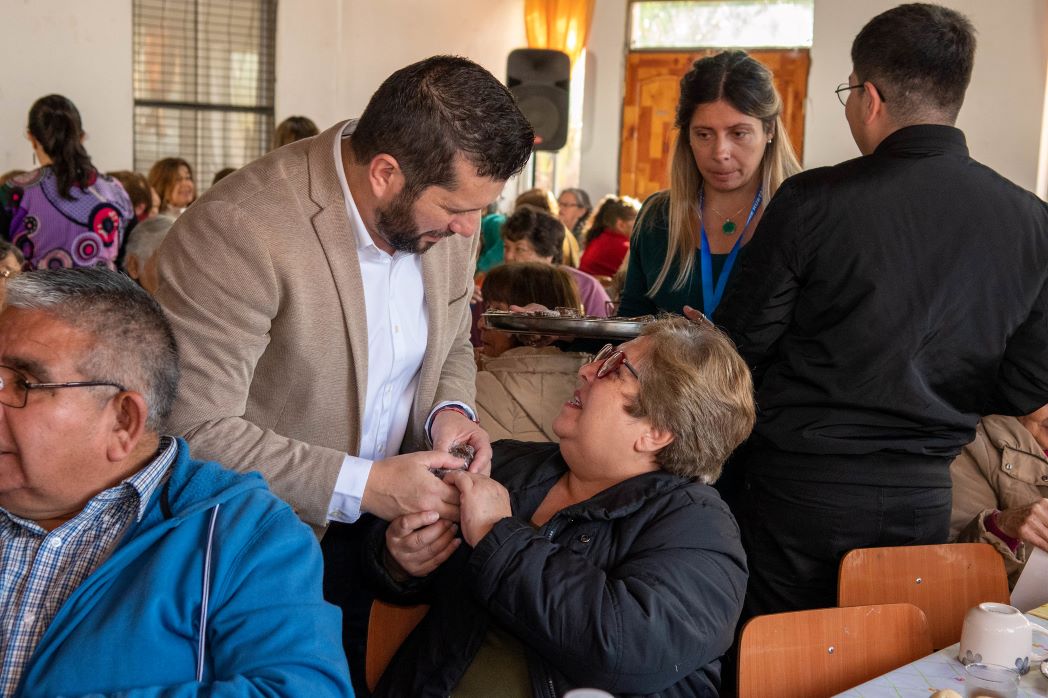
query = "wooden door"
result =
(620, 49, 810, 201)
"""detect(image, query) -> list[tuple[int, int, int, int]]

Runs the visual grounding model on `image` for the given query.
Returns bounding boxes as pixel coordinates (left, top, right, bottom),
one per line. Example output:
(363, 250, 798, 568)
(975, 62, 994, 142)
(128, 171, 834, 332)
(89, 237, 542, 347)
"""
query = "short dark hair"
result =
(501, 207, 565, 263)
(5, 268, 179, 429)
(481, 262, 581, 313)
(851, 3, 976, 123)
(351, 55, 534, 197)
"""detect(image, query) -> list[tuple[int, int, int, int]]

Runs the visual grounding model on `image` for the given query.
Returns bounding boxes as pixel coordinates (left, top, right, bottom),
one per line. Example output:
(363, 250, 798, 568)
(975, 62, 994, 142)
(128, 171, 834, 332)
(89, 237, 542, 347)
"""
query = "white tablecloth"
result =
(834, 615, 1048, 697)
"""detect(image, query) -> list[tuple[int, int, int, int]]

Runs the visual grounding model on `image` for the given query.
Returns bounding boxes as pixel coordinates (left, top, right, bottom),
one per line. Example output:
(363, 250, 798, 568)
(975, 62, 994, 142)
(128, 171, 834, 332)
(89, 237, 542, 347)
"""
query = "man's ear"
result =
(125, 254, 140, 281)
(636, 426, 675, 456)
(862, 81, 888, 125)
(106, 391, 150, 462)
(367, 153, 403, 199)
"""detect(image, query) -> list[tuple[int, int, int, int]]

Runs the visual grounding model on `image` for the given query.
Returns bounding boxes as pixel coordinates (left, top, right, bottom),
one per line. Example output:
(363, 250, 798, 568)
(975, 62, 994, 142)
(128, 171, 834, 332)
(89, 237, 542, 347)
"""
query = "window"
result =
(629, 0, 814, 50)
(133, 0, 276, 187)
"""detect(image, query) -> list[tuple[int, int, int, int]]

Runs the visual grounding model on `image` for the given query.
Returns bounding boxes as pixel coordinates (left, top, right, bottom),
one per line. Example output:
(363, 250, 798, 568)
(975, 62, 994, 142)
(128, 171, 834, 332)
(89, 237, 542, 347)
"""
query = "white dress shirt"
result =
(327, 126, 428, 523)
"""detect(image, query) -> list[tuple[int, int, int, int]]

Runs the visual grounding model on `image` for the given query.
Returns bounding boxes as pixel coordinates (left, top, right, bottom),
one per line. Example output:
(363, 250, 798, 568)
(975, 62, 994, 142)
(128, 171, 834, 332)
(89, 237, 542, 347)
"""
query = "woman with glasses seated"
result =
(366, 315, 754, 697)
(619, 50, 800, 320)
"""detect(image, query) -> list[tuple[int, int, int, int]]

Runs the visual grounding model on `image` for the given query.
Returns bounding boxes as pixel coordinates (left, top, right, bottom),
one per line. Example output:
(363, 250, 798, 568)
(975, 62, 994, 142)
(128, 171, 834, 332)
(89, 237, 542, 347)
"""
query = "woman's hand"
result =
(385, 511, 461, 579)
(443, 470, 512, 547)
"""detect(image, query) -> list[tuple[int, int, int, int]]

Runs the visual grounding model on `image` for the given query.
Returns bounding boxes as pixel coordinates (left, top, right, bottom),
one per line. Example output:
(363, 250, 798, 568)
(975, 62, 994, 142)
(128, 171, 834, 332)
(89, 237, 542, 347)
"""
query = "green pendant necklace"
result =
(708, 201, 747, 235)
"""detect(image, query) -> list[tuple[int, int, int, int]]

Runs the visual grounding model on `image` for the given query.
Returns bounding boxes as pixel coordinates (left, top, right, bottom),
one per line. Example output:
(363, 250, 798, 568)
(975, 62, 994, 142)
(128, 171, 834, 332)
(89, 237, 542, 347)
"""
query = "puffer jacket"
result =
(367, 440, 747, 697)
(950, 414, 1048, 587)
(475, 347, 589, 442)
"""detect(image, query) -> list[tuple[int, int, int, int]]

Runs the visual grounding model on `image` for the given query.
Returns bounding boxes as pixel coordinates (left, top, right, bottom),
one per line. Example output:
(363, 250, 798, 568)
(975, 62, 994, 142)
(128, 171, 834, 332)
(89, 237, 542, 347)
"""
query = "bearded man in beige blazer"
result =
(155, 55, 534, 693)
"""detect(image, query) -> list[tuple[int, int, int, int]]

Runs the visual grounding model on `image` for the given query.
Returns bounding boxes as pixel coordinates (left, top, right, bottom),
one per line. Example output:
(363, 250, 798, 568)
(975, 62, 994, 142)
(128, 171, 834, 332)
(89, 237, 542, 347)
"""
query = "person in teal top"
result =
(476, 211, 506, 273)
(619, 51, 801, 320)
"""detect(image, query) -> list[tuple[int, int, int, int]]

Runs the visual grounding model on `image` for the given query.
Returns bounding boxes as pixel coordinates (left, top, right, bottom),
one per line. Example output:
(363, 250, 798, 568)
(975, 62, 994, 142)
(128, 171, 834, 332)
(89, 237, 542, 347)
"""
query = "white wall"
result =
(3, 0, 1044, 196)
(578, 0, 629, 201)
(275, 0, 527, 131)
(0, 0, 134, 173)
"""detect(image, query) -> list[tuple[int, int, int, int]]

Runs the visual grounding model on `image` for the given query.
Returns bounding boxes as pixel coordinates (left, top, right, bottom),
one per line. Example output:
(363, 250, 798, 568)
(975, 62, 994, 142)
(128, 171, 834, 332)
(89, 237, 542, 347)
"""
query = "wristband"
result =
(433, 405, 476, 423)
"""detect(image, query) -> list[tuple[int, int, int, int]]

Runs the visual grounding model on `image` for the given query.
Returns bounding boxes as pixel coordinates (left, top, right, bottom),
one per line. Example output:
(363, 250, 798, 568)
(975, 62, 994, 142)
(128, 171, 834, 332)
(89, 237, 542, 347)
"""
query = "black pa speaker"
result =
(507, 48, 570, 152)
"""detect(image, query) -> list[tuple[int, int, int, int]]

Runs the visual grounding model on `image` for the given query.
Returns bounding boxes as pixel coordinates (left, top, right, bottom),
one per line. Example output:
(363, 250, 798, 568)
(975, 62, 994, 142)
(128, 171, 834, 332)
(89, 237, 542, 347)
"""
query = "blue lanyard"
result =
(699, 186, 763, 317)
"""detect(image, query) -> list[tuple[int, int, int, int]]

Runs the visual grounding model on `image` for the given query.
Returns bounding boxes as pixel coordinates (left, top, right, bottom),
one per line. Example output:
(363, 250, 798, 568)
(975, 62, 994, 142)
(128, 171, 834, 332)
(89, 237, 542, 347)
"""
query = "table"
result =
(835, 615, 1048, 697)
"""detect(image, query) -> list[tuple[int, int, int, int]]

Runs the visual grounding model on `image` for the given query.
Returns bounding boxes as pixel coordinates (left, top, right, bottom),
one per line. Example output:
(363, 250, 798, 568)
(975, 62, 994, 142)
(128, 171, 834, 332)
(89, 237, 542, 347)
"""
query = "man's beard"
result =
(373, 188, 454, 254)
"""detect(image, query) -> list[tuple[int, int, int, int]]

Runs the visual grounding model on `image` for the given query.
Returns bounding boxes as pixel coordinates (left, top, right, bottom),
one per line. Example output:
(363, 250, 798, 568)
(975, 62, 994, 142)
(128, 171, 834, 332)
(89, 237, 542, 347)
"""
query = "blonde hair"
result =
(642, 51, 802, 297)
(630, 315, 755, 482)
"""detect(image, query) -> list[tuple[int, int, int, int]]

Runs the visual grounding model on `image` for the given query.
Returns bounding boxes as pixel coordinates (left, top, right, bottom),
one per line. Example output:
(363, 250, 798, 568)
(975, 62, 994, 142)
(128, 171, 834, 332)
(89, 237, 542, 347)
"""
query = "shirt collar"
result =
(333, 120, 405, 260)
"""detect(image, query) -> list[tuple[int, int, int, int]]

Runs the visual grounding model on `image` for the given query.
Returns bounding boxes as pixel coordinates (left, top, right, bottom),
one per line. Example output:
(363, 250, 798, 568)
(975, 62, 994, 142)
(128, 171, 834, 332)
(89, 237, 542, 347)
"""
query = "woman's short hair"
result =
(481, 262, 581, 313)
(501, 207, 565, 263)
(630, 315, 755, 482)
(148, 158, 193, 211)
(272, 116, 319, 150)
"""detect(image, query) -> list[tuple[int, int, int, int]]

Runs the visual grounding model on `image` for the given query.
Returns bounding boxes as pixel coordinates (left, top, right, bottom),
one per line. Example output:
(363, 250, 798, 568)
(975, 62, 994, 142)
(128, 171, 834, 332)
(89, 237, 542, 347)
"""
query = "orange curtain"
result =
(524, 0, 595, 66)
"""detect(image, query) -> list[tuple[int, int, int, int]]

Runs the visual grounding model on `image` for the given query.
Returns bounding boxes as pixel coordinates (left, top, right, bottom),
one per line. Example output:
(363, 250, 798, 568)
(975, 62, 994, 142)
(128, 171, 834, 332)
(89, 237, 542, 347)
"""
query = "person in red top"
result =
(579, 195, 640, 277)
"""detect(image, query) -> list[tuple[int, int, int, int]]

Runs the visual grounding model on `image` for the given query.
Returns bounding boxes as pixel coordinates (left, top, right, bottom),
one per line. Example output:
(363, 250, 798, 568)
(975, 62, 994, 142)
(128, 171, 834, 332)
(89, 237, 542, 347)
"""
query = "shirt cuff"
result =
(327, 454, 374, 523)
(424, 401, 478, 444)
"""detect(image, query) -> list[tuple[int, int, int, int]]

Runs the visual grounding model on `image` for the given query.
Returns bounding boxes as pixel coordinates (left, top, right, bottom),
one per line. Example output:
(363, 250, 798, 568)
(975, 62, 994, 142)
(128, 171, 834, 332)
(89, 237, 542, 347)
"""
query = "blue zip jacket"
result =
(14, 438, 353, 697)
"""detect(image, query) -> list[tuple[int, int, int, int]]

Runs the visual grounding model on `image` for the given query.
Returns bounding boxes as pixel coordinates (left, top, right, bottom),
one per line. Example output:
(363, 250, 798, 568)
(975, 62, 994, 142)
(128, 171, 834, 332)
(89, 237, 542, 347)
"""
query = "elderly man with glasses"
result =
(363, 316, 754, 697)
(0, 268, 351, 697)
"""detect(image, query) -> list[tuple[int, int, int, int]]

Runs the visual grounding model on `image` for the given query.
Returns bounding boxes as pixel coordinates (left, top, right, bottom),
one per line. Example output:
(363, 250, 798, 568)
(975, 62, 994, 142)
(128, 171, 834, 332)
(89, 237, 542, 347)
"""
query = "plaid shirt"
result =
(0, 437, 177, 696)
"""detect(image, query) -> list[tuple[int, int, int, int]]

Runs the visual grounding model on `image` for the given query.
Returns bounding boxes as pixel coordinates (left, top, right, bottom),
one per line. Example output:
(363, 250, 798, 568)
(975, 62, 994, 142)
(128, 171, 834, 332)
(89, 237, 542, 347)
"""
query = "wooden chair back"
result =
(837, 543, 1009, 649)
(365, 600, 429, 691)
(737, 603, 932, 698)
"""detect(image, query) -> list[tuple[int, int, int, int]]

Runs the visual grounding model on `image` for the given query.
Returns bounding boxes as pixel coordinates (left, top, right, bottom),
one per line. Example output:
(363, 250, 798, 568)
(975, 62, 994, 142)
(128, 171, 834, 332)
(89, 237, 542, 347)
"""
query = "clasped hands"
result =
(358, 409, 511, 578)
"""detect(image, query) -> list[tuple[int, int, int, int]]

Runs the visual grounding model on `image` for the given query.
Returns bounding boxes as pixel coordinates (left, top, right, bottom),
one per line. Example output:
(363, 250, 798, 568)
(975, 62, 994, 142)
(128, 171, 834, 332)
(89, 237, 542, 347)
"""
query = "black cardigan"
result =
(365, 440, 747, 698)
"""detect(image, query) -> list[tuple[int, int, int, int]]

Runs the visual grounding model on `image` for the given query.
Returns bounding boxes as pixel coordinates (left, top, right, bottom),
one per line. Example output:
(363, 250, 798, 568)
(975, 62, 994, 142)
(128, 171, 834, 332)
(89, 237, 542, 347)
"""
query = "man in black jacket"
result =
(715, 3, 1048, 616)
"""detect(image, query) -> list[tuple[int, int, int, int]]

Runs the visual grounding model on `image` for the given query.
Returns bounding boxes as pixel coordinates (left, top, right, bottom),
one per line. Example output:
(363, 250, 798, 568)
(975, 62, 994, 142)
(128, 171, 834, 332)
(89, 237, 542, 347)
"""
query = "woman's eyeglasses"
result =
(591, 344, 639, 380)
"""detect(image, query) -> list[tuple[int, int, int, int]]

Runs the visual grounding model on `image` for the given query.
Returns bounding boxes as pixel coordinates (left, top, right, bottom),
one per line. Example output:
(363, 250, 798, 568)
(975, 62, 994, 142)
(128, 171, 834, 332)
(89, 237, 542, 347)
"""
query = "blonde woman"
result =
(619, 51, 801, 319)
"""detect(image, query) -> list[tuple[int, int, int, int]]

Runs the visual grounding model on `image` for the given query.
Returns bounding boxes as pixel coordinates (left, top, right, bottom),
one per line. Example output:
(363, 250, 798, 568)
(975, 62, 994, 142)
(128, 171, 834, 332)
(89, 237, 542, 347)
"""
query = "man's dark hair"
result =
(501, 207, 565, 263)
(852, 3, 976, 124)
(351, 55, 534, 197)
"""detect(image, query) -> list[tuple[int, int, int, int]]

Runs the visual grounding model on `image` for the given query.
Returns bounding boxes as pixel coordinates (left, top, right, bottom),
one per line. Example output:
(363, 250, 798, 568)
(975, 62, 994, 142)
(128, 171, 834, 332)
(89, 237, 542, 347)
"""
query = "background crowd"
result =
(1, 4, 1048, 698)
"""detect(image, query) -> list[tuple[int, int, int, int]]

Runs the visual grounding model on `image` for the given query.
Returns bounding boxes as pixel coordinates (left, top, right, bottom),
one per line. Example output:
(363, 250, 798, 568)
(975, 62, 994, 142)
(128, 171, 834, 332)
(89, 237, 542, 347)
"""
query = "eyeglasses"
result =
(591, 344, 640, 380)
(0, 364, 126, 409)
(835, 81, 889, 106)
(557, 201, 585, 209)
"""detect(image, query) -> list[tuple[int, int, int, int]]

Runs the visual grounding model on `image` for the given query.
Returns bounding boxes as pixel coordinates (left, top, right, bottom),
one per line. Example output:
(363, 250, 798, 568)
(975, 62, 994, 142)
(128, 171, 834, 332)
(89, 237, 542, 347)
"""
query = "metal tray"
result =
(482, 312, 651, 340)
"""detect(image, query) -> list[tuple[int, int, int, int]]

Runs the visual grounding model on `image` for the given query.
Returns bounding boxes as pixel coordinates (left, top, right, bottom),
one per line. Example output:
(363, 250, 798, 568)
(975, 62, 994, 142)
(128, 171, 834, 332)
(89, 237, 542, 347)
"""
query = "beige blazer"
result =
(156, 121, 479, 531)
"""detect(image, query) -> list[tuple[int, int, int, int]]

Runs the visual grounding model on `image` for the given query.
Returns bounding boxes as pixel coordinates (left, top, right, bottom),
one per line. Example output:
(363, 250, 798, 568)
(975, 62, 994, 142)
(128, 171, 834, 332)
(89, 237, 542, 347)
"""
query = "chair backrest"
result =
(737, 603, 932, 698)
(365, 601, 429, 692)
(837, 542, 1009, 649)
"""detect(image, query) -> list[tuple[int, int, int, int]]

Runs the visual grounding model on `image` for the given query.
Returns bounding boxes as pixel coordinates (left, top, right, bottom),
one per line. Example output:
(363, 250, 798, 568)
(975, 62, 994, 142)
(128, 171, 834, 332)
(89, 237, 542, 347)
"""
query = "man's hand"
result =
(385, 511, 461, 579)
(361, 451, 465, 522)
(996, 499, 1048, 551)
(443, 470, 512, 547)
(431, 409, 493, 475)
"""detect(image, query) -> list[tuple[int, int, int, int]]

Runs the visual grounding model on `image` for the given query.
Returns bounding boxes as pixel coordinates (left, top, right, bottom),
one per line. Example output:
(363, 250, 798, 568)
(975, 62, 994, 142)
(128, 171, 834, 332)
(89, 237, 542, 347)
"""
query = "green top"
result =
(619, 194, 727, 317)
(451, 619, 532, 697)
(477, 213, 506, 273)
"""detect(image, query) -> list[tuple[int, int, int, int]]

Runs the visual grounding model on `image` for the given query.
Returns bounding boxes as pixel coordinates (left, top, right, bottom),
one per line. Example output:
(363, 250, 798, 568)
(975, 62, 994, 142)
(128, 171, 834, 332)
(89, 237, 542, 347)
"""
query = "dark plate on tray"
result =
(482, 311, 653, 340)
